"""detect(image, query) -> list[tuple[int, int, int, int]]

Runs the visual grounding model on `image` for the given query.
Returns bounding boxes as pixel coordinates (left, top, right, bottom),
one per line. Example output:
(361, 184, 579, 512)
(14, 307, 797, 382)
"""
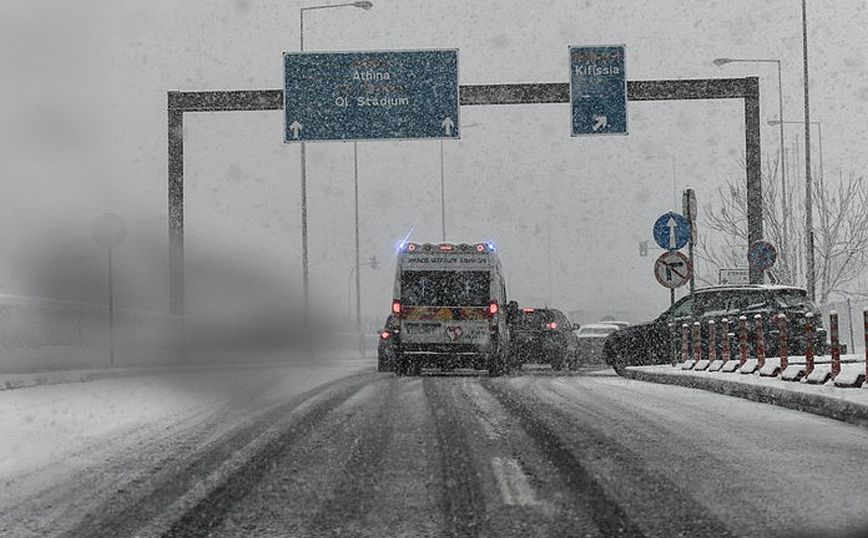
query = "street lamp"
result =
(714, 57, 788, 264)
(801, 0, 816, 301)
(299, 1, 373, 323)
(644, 154, 677, 211)
(440, 122, 480, 241)
(767, 119, 823, 185)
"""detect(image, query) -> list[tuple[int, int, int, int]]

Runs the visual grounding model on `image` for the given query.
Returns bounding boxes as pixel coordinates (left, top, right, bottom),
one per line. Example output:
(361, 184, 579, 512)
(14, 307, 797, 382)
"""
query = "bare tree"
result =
(699, 157, 868, 304)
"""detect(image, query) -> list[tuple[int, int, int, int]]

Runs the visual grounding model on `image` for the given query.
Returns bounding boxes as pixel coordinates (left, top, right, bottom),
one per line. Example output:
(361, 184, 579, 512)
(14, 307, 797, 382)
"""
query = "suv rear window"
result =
(515, 309, 552, 329)
(773, 289, 812, 308)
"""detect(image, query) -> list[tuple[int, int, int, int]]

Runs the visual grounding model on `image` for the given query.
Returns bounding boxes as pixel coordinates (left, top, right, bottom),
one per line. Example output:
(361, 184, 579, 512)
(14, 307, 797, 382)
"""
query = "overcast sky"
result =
(1, 0, 866, 324)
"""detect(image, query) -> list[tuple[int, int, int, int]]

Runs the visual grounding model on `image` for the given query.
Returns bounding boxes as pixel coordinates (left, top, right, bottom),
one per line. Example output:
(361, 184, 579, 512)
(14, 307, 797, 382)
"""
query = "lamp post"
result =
(767, 119, 823, 185)
(801, 0, 816, 301)
(299, 1, 373, 322)
(714, 57, 788, 264)
(644, 154, 678, 211)
(439, 122, 479, 241)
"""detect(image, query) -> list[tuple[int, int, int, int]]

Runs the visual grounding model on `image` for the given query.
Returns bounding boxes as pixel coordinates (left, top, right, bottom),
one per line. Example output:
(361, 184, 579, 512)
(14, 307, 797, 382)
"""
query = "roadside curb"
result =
(624, 367, 868, 428)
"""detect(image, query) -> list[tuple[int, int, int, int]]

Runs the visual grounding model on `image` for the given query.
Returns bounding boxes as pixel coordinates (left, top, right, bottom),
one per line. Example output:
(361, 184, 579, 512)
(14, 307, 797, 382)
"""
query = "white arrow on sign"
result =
(289, 120, 303, 139)
(592, 115, 608, 131)
(667, 216, 678, 249)
(441, 117, 454, 136)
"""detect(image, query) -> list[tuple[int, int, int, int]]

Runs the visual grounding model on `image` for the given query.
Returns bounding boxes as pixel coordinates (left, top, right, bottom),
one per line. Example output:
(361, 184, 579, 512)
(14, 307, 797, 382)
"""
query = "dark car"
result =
(604, 285, 828, 375)
(377, 314, 400, 372)
(510, 307, 580, 370)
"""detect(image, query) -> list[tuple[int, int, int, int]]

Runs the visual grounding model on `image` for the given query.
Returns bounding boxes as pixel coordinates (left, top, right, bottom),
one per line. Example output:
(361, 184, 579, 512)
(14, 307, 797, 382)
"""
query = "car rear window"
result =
(515, 310, 552, 329)
(773, 289, 812, 308)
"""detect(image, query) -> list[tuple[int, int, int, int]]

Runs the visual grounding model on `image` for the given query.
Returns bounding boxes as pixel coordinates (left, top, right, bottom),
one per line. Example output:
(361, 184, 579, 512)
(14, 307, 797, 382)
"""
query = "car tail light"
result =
(522, 308, 535, 313)
(380, 331, 391, 340)
(392, 300, 401, 315)
(488, 301, 499, 317)
(546, 322, 558, 330)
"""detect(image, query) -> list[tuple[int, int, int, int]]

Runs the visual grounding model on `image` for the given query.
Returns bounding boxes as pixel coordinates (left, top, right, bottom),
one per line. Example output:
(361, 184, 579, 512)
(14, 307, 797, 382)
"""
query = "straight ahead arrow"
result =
(667, 216, 678, 249)
(441, 116, 454, 136)
(289, 120, 303, 139)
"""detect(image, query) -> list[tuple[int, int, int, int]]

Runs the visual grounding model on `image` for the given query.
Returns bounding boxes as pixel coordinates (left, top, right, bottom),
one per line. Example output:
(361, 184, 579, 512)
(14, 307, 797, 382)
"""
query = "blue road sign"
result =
(748, 240, 777, 271)
(284, 50, 459, 143)
(569, 45, 627, 136)
(653, 212, 690, 251)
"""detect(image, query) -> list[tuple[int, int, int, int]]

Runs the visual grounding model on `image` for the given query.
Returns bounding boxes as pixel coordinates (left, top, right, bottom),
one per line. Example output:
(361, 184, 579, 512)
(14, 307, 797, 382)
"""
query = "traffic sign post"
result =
(654, 251, 692, 289)
(284, 50, 459, 142)
(652, 212, 690, 251)
(92, 213, 127, 368)
(682, 188, 697, 295)
(569, 45, 627, 136)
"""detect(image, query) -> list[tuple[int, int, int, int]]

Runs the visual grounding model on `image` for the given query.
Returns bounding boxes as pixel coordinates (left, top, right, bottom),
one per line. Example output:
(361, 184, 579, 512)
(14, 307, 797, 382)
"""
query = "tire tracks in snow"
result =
(57, 372, 380, 538)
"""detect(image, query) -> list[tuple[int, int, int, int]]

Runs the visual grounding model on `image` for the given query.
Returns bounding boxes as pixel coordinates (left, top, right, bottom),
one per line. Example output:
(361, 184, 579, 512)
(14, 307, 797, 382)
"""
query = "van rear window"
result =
(401, 271, 490, 306)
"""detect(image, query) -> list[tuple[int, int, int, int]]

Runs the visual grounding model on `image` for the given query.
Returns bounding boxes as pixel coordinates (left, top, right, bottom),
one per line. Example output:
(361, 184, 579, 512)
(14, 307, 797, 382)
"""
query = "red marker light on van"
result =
(380, 331, 391, 340)
(546, 322, 558, 330)
(392, 300, 401, 314)
(439, 244, 454, 251)
(522, 308, 535, 313)
(407, 243, 417, 252)
(476, 244, 485, 252)
(488, 301, 499, 317)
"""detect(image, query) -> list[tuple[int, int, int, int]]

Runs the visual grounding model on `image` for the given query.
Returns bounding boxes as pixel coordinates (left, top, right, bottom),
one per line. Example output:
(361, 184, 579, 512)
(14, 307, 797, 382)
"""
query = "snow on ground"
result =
(0, 355, 372, 512)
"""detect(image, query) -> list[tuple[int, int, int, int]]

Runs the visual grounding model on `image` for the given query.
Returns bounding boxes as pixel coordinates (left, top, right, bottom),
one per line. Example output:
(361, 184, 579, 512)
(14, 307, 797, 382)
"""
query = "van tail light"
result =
(380, 331, 392, 340)
(488, 301, 499, 317)
(546, 322, 558, 330)
(392, 300, 401, 315)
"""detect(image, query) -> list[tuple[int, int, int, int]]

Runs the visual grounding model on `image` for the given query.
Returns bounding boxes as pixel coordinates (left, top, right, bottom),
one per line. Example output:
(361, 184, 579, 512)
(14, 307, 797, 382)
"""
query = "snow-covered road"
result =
(3, 365, 868, 537)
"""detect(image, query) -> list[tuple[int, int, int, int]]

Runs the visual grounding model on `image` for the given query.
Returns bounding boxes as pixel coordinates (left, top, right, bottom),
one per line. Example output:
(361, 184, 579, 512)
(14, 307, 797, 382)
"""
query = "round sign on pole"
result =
(652, 212, 690, 251)
(747, 240, 777, 272)
(92, 213, 127, 248)
(654, 251, 692, 289)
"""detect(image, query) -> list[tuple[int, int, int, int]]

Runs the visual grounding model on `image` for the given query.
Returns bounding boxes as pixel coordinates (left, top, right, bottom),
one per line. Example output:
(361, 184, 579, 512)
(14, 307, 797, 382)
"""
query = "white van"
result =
(391, 241, 512, 376)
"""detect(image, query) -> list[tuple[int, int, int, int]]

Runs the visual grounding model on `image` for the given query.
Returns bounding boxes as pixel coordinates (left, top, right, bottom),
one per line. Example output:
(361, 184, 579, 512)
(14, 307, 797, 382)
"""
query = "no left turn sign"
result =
(654, 251, 692, 289)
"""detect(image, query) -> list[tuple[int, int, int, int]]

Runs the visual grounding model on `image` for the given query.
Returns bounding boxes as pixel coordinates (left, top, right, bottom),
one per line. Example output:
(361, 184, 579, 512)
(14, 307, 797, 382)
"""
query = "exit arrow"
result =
(592, 115, 608, 131)
(289, 120, 303, 139)
(441, 117, 454, 136)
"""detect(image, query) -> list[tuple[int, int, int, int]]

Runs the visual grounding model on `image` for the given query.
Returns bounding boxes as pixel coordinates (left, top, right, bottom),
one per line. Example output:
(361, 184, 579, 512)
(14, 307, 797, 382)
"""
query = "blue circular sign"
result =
(652, 212, 690, 251)
(748, 240, 777, 271)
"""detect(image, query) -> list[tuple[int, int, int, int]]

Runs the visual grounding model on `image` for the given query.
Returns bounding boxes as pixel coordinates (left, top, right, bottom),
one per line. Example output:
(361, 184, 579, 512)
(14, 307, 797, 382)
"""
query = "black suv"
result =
(510, 307, 579, 370)
(604, 285, 827, 375)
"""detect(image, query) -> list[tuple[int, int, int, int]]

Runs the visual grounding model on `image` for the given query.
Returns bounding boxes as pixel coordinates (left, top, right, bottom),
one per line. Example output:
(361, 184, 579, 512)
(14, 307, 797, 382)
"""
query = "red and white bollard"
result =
(830, 311, 841, 378)
(738, 316, 749, 367)
(777, 313, 789, 371)
(681, 323, 690, 363)
(754, 314, 765, 369)
(707, 320, 717, 362)
(805, 312, 815, 377)
(692, 321, 702, 363)
(721, 318, 731, 363)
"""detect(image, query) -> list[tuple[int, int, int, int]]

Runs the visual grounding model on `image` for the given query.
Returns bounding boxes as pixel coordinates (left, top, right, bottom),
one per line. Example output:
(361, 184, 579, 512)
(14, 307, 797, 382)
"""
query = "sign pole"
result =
(108, 246, 115, 368)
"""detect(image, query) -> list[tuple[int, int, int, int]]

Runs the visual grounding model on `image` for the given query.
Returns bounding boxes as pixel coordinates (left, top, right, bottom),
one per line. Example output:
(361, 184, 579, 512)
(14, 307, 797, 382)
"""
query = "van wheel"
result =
(488, 350, 506, 377)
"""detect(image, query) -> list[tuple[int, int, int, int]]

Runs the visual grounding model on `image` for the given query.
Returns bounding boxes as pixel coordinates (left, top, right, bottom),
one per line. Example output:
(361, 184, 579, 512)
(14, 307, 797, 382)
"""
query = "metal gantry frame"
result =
(168, 77, 762, 315)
